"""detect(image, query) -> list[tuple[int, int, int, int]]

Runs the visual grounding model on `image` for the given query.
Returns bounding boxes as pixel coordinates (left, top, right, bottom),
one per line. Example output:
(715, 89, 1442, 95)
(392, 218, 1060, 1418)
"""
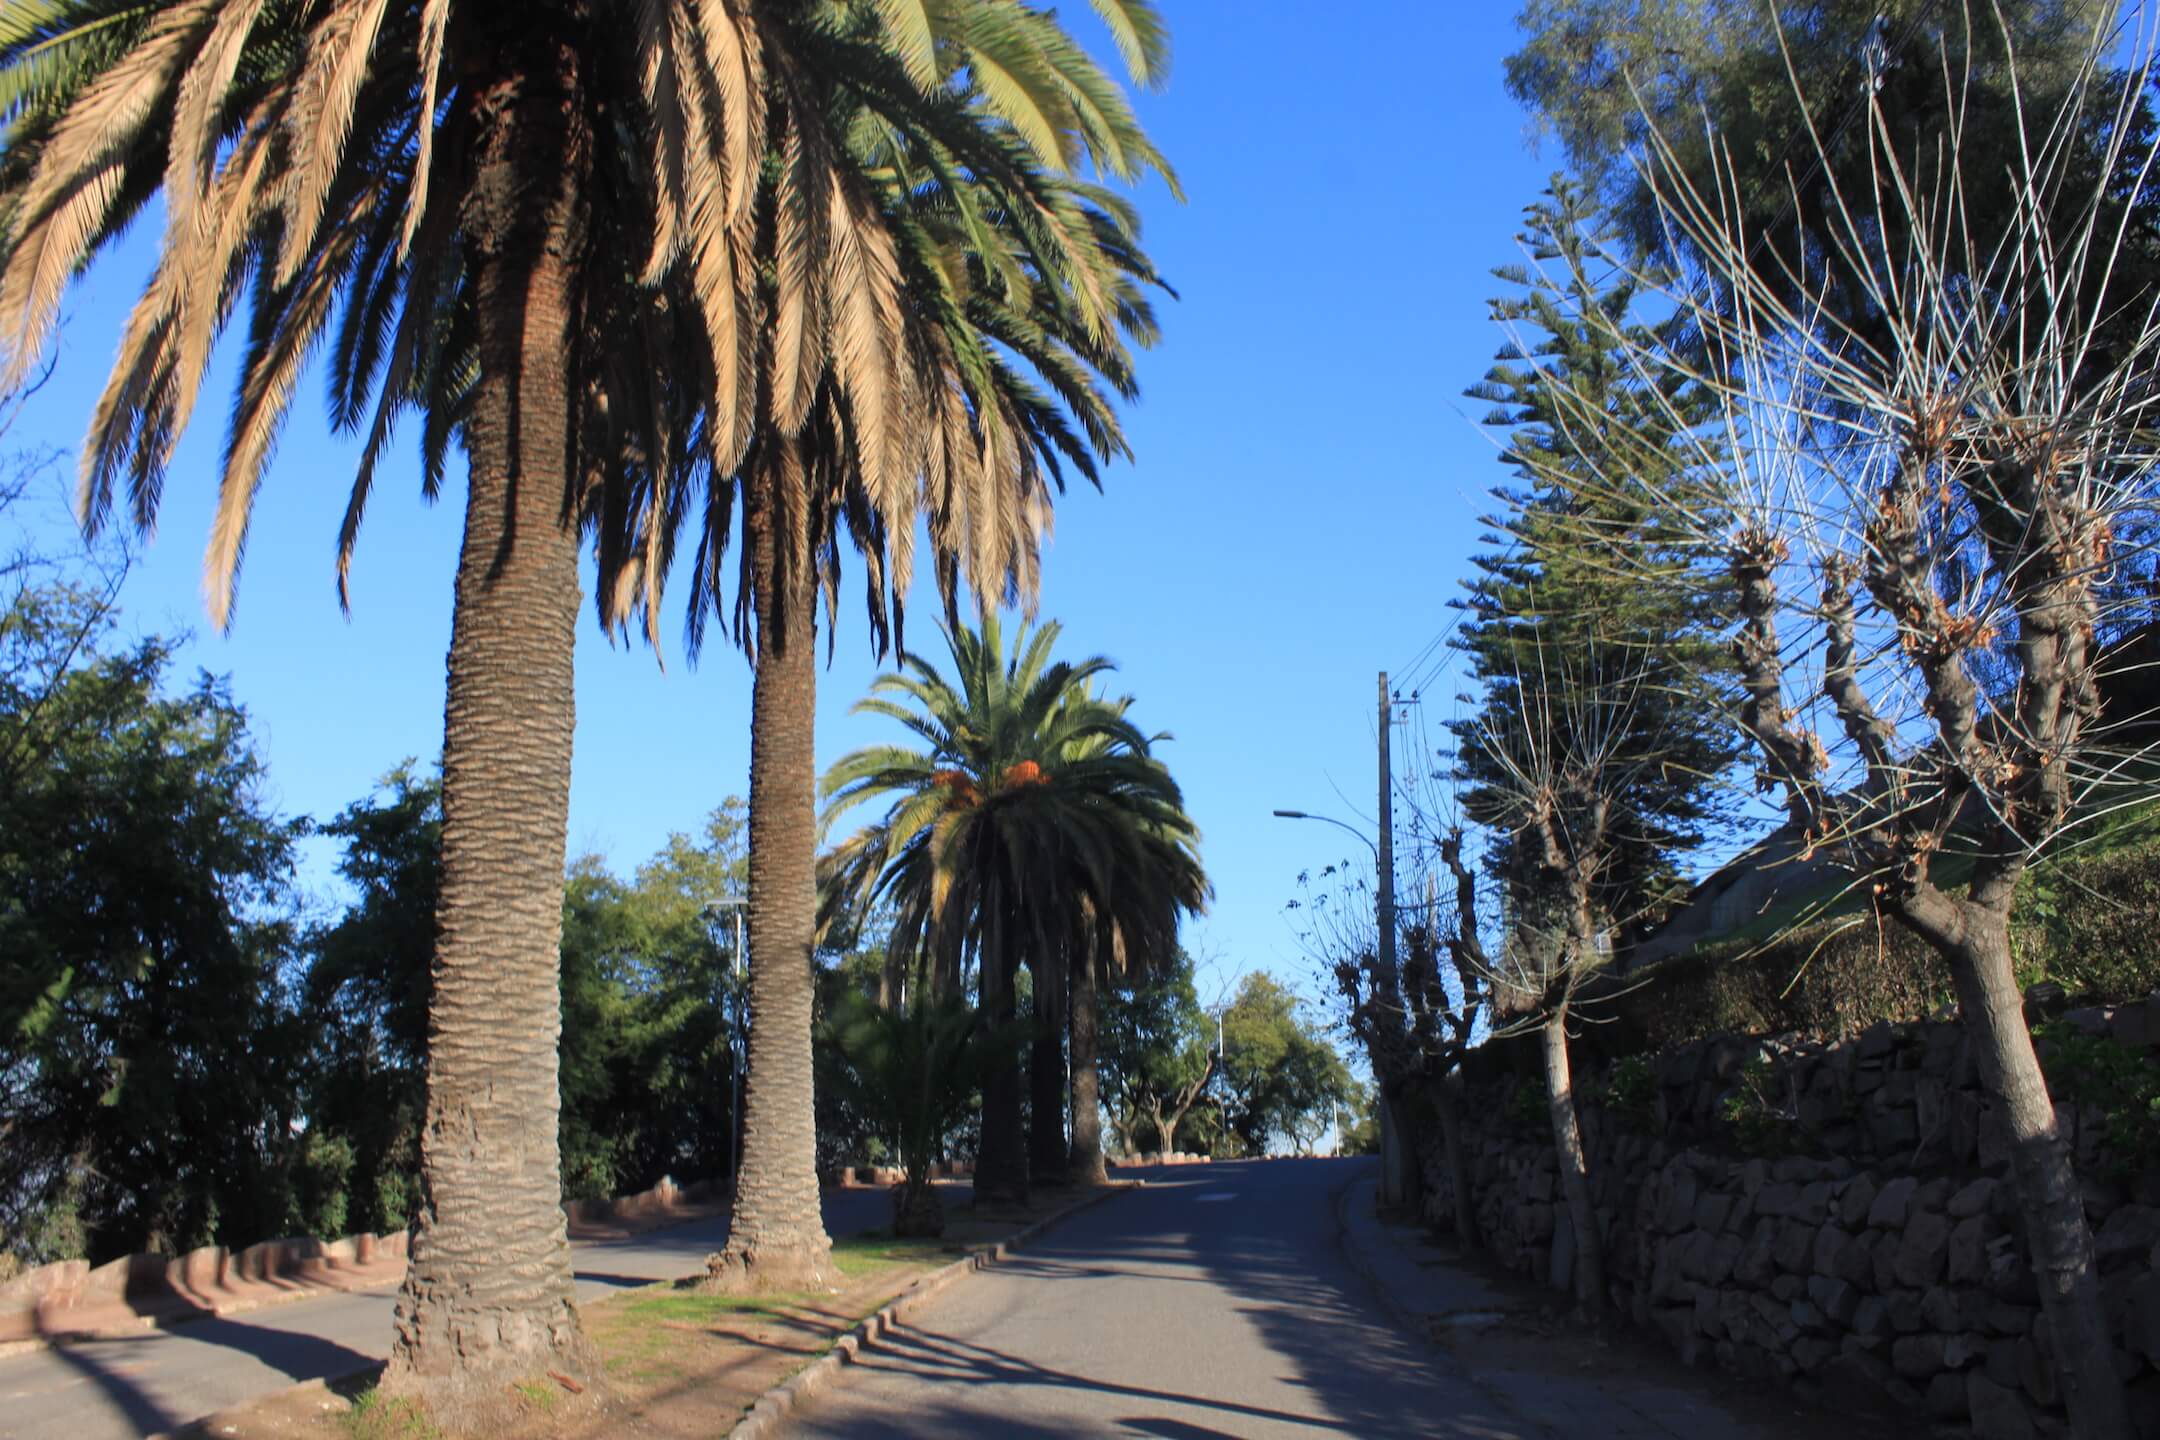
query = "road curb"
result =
(726, 1181, 1137, 1439)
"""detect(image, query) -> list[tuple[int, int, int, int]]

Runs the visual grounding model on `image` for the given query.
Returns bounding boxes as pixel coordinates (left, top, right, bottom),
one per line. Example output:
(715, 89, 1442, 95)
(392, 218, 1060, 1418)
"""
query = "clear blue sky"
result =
(15, 1, 1564, 1008)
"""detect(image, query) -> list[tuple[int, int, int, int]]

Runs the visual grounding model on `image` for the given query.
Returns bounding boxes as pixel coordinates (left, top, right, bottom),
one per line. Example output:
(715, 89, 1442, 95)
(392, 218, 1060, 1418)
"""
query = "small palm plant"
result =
(817, 990, 1015, 1237)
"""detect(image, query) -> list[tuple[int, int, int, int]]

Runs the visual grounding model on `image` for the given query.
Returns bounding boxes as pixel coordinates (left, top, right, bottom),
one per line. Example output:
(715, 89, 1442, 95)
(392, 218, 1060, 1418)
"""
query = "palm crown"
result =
(816, 612, 1204, 1196)
(0, 0, 1176, 630)
(820, 613, 1204, 995)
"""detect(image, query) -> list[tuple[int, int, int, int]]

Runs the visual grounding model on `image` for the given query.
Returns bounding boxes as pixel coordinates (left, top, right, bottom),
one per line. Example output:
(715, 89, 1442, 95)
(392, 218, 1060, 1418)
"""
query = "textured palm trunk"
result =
(976, 920, 1029, 1203)
(1027, 949, 1069, 1185)
(383, 45, 594, 1411)
(706, 464, 833, 1291)
(1933, 905, 2130, 1438)
(1067, 942, 1109, 1184)
(1542, 1005, 1604, 1316)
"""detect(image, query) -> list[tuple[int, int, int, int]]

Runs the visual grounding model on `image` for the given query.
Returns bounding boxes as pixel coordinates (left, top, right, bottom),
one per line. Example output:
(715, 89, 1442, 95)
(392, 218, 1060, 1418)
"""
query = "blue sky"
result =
(13, 2, 1566, 1010)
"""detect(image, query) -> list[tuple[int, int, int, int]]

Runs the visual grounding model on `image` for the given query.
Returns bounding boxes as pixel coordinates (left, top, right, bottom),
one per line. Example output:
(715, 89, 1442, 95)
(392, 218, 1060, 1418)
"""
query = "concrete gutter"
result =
(726, 1181, 1138, 1439)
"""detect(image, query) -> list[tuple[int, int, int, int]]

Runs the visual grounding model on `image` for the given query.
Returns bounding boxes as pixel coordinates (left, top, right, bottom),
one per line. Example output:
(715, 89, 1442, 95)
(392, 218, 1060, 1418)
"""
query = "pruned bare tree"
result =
(1535, 10, 2160, 1429)
(1304, 850, 1486, 1246)
(1460, 643, 1688, 1318)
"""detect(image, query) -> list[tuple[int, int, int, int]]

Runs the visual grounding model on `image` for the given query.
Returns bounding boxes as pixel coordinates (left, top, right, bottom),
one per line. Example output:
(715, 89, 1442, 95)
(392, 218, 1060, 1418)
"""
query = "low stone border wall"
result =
(1423, 1000, 2160, 1436)
(819, 1161, 977, 1187)
(0, 1230, 413, 1344)
(5, 1171, 718, 1344)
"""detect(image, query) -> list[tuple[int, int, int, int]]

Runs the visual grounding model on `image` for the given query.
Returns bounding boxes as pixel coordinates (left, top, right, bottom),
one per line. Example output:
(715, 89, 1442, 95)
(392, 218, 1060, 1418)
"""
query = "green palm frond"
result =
(817, 611, 1206, 1001)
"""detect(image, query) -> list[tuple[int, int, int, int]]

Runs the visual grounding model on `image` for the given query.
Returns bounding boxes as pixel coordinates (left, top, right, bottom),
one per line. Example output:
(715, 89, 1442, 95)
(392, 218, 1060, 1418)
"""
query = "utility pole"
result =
(1376, 670, 1406, 1207)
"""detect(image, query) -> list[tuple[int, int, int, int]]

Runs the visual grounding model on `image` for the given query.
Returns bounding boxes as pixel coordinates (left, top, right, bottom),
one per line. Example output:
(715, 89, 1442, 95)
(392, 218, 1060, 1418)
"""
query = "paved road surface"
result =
(0, 1186, 939, 1440)
(786, 1158, 1750, 1439)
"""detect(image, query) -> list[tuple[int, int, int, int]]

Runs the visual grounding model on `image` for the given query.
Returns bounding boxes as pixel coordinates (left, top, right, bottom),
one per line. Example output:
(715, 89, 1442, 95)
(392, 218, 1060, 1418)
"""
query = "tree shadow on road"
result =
(1059, 1159, 1537, 1437)
(32, 1330, 182, 1437)
(792, 1325, 1373, 1437)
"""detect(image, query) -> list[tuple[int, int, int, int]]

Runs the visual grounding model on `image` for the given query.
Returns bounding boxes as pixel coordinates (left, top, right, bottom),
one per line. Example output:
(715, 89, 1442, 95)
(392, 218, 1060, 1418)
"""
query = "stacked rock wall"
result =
(1425, 1001, 2160, 1437)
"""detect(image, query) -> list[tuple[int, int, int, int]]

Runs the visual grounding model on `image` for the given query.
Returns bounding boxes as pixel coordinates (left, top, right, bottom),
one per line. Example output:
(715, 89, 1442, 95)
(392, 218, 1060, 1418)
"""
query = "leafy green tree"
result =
(557, 804, 747, 1200)
(1218, 973, 1356, 1157)
(1099, 950, 1216, 1156)
(1453, 179, 1736, 944)
(0, 587, 304, 1265)
(302, 765, 439, 1237)
(819, 614, 1204, 1199)
(0, 0, 1174, 1387)
(305, 792, 749, 1218)
(816, 990, 1016, 1236)
(1336, 1082, 1380, 1157)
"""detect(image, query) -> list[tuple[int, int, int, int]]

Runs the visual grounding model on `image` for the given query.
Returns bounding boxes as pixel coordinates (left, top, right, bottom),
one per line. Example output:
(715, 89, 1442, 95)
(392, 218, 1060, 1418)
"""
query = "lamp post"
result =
(704, 900, 748, 1200)
(1271, 809, 1377, 858)
(1208, 1002, 1228, 1157)
(1273, 804, 1411, 1206)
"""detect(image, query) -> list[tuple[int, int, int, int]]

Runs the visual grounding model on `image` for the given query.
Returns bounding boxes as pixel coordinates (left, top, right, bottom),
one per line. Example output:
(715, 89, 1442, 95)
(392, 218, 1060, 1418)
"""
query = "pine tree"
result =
(1449, 178, 1737, 948)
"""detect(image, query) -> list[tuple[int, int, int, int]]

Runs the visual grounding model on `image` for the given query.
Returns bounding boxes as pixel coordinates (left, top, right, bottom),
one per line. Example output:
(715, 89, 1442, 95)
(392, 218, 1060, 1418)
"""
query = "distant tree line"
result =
(1, 514, 1361, 1272)
(0, 470, 758, 1269)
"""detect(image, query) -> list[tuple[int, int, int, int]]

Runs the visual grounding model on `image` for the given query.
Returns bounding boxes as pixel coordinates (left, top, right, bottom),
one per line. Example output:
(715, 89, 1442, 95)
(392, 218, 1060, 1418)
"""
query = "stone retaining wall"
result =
(1424, 1000, 2160, 1437)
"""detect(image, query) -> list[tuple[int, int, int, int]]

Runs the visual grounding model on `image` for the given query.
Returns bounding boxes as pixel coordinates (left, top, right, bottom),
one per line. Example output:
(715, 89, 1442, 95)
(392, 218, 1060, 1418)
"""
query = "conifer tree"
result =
(1450, 179, 1737, 948)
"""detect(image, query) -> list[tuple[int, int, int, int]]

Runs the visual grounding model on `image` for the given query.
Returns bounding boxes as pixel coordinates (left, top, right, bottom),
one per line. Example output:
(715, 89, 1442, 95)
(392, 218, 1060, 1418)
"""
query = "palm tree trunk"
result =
(1068, 942, 1109, 1184)
(706, 454, 833, 1291)
(1028, 949, 1069, 1185)
(976, 909, 1029, 1203)
(1543, 1003, 1604, 1317)
(383, 46, 594, 1411)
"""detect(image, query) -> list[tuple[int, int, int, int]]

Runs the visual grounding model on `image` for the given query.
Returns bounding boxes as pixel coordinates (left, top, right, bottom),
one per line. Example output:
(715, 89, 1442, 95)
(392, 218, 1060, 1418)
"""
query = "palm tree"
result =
(820, 614, 1205, 1201)
(1068, 790, 1204, 1182)
(816, 988, 1018, 1236)
(0, 0, 1171, 1399)
(657, 78, 1177, 1285)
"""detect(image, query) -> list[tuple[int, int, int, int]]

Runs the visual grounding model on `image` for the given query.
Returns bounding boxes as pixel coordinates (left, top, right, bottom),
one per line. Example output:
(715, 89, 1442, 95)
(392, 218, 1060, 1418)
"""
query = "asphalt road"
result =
(0, 1185, 933, 1440)
(786, 1158, 1538, 1439)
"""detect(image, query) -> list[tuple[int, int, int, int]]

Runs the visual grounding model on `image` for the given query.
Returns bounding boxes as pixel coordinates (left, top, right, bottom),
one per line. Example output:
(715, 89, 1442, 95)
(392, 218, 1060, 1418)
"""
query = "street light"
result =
(1274, 804, 1406, 1197)
(1204, 1001, 1229, 1159)
(1271, 808, 1378, 858)
(704, 900, 748, 1199)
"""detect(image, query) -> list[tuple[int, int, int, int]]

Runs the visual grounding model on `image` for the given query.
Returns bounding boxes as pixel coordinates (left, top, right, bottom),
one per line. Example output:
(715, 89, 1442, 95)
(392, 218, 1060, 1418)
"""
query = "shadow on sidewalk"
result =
(36, 1309, 378, 1438)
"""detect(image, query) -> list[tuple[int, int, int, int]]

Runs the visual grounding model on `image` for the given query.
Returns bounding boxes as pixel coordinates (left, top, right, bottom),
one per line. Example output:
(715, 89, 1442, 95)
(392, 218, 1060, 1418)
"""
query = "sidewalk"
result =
(1336, 1174, 1872, 1440)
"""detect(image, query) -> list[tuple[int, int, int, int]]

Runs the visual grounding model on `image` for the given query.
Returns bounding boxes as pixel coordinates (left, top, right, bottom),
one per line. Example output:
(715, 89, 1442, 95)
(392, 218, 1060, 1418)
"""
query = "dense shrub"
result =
(2019, 840, 2160, 1001)
(1607, 917, 1954, 1050)
(1600, 837, 2160, 1051)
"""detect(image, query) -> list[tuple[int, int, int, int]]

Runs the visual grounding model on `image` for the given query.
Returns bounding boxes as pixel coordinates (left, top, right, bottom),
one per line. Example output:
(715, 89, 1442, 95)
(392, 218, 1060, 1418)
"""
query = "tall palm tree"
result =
(1035, 688, 1205, 1184)
(820, 614, 1205, 1200)
(647, 74, 1176, 1285)
(0, 0, 1171, 1398)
